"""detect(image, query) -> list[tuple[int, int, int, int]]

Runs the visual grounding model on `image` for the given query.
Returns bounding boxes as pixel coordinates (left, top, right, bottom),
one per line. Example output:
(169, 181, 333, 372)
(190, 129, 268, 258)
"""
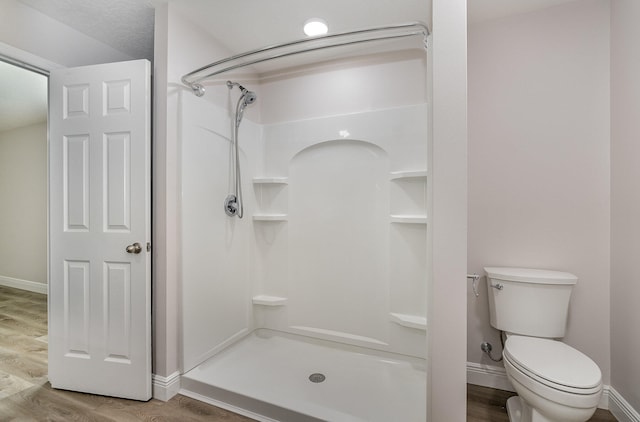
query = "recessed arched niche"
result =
(287, 139, 390, 343)
(249, 107, 428, 356)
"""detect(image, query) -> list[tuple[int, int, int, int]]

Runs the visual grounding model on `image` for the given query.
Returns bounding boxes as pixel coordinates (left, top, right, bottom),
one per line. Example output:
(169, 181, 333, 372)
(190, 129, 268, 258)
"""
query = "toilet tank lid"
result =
(484, 267, 577, 285)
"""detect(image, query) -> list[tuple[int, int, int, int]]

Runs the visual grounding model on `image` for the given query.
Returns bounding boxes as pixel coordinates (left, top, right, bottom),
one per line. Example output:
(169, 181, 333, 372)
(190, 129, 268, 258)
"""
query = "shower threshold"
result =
(180, 329, 426, 422)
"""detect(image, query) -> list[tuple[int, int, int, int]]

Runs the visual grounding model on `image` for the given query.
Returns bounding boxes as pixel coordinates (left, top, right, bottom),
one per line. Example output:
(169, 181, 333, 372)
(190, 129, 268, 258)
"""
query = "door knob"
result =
(126, 242, 142, 254)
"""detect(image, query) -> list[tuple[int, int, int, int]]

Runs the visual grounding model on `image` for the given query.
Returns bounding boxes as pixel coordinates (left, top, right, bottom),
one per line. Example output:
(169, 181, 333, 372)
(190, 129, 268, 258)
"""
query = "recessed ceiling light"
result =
(304, 18, 328, 37)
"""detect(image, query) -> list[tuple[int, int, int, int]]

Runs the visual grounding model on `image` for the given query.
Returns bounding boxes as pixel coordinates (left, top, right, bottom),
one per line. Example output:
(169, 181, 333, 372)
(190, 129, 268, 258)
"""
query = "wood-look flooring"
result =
(467, 384, 617, 422)
(0, 285, 619, 421)
(0, 285, 252, 421)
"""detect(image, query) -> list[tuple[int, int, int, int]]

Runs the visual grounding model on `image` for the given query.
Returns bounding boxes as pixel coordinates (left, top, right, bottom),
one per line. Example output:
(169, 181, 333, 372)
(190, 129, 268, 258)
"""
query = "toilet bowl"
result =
(502, 335, 602, 422)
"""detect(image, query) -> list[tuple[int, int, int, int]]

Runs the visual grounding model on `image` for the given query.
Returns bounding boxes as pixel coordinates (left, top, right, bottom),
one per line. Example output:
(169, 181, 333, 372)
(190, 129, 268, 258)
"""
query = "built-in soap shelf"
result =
(389, 170, 427, 224)
(253, 214, 288, 222)
(390, 215, 427, 224)
(252, 295, 288, 306)
(389, 313, 427, 330)
(253, 177, 288, 221)
(389, 170, 427, 180)
(253, 177, 288, 184)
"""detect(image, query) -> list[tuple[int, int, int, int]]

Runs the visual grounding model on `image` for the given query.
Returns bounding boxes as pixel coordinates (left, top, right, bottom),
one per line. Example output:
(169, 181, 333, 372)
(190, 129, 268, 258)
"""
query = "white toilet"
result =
(484, 267, 603, 422)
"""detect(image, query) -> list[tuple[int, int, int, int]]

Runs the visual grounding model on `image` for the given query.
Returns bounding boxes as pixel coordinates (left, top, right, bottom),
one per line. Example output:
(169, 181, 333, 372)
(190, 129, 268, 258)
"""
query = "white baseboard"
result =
(467, 362, 611, 410)
(467, 362, 515, 392)
(601, 385, 612, 410)
(152, 371, 181, 402)
(609, 386, 640, 422)
(0, 275, 47, 295)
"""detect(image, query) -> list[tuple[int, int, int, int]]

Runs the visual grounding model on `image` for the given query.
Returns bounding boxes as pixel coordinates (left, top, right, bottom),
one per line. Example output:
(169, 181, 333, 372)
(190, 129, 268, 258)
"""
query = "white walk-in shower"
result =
(178, 24, 429, 421)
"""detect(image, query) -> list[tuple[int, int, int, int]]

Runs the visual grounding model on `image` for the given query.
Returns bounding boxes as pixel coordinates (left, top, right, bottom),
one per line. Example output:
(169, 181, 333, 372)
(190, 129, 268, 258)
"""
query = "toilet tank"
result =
(484, 267, 577, 338)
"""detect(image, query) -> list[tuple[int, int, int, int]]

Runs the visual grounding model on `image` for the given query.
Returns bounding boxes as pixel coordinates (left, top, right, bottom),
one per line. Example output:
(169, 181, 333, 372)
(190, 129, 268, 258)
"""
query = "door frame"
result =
(0, 48, 54, 298)
(0, 42, 63, 301)
(0, 44, 54, 394)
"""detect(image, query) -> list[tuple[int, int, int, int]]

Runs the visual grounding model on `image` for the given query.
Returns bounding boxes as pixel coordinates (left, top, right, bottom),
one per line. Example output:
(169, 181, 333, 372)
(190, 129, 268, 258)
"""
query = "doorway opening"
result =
(0, 56, 49, 398)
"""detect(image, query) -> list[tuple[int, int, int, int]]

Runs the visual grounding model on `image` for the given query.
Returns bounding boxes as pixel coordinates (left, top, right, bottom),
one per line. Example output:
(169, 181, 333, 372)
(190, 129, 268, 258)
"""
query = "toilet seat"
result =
(504, 336, 602, 395)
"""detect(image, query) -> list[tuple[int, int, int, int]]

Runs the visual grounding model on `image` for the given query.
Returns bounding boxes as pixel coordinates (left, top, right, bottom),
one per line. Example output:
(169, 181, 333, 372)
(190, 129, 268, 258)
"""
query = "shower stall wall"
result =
(179, 48, 428, 420)
(252, 104, 427, 358)
(180, 92, 262, 371)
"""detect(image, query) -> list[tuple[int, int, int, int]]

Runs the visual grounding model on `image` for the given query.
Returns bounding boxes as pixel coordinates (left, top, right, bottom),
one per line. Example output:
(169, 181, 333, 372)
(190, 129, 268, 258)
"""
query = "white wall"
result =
(467, 0, 611, 385)
(153, 3, 237, 378)
(429, 0, 468, 420)
(179, 94, 259, 372)
(0, 0, 132, 67)
(259, 49, 427, 124)
(610, 0, 640, 414)
(0, 123, 47, 285)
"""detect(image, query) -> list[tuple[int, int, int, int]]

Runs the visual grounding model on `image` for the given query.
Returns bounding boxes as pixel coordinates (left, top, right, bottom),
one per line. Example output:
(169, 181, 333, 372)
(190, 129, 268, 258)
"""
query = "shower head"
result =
(227, 80, 257, 107)
(228, 80, 257, 126)
(241, 89, 257, 105)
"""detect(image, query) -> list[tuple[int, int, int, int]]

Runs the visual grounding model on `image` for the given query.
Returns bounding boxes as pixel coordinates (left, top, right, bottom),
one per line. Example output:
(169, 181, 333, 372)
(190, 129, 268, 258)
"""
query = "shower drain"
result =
(308, 373, 326, 383)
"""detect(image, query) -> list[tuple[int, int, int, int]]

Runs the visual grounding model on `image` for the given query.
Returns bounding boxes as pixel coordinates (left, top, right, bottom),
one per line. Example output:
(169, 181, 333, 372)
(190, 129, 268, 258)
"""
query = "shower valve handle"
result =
(224, 194, 240, 217)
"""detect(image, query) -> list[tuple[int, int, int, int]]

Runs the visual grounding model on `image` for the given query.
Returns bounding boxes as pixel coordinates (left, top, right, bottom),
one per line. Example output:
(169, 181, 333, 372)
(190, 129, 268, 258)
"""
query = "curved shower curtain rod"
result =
(182, 22, 430, 97)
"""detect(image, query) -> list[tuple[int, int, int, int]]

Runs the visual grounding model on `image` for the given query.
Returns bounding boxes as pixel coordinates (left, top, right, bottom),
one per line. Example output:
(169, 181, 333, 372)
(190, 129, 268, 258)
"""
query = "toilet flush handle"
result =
(467, 274, 481, 297)
(491, 283, 504, 290)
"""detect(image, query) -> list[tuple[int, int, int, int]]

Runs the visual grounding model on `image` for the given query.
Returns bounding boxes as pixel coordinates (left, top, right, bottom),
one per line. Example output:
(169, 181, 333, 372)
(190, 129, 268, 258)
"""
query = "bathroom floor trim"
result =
(467, 362, 515, 393)
(609, 387, 640, 422)
(467, 361, 611, 410)
(0, 275, 47, 295)
(152, 371, 181, 401)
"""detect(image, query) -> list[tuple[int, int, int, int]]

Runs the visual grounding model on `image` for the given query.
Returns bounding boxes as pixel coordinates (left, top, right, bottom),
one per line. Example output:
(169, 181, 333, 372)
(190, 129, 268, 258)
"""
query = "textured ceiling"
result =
(18, 0, 156, 60)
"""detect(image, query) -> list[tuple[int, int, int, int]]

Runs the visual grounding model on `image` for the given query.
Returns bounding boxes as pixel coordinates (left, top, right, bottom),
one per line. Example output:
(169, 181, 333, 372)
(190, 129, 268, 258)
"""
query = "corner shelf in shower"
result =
(389, 170, 427, 180)
(252, 177, 289, 184)
(252, 295, 288, 306)
(253, 214, 288, 222)
(389, 313, 427, 330)
(390, 215, 427, 224)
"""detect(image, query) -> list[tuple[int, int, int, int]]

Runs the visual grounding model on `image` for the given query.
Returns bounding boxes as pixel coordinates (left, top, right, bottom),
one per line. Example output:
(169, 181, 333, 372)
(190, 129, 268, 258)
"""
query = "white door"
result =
(48, 59, 151, 400)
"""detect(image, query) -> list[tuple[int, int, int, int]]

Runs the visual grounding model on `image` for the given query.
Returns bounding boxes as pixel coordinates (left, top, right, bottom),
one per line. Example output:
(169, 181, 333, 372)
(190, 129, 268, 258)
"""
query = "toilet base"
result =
(506, 396, 522, 422)
(506, 395, 576, 422)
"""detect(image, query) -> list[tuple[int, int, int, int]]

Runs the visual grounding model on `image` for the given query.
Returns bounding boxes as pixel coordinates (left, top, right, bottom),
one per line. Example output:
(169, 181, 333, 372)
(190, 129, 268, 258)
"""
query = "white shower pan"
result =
(180, 329, 426, 422)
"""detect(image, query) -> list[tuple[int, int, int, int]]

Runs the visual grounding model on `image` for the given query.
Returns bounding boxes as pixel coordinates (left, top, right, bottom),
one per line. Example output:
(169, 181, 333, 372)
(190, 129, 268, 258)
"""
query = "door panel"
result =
(63, 134, 90, 231)
(49, 59, 151, 401)
(104, 132, 131, 231)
